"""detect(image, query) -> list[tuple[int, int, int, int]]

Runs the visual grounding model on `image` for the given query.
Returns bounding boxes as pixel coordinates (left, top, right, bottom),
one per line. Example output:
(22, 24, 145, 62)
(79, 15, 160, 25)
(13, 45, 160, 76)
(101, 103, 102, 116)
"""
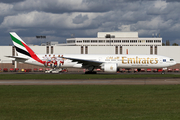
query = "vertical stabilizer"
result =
(10, 32, 44, 64)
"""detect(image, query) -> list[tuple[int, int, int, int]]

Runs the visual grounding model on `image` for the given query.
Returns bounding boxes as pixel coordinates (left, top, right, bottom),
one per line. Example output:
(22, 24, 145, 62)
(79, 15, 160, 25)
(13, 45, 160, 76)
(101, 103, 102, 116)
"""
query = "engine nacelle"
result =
(102, 63, 117, 73)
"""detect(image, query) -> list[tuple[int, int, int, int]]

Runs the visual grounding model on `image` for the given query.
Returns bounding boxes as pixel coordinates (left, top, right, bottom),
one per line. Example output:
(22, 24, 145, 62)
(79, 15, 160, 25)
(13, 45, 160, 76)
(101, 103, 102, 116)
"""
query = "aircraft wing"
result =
(63, 57, 103, 68)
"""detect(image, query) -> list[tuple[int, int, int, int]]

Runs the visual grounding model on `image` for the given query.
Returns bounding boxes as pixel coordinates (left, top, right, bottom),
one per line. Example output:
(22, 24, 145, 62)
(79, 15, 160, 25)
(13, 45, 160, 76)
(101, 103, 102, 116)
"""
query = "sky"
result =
(0, 0, 180, 45)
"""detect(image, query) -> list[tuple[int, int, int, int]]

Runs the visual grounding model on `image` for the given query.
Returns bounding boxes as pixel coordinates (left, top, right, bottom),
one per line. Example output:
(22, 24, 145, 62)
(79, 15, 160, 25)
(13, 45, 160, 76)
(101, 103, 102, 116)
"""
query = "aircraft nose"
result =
(172, 61, 177, 66)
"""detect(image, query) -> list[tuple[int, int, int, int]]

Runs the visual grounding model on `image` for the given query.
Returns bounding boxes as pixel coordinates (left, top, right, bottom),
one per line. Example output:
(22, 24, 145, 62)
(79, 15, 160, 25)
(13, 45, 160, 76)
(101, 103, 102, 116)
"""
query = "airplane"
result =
(7, 32, 176, 74)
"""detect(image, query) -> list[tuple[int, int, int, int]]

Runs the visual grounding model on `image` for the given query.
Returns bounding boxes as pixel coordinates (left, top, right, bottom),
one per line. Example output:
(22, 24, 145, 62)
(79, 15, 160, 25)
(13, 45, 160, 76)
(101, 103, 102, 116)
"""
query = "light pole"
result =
(110, 36, 111, 46)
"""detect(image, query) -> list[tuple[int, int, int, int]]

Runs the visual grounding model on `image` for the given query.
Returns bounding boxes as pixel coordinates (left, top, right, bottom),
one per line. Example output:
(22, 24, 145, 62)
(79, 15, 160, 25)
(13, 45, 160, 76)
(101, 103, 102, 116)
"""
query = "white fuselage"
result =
(22, 54, 176, 69)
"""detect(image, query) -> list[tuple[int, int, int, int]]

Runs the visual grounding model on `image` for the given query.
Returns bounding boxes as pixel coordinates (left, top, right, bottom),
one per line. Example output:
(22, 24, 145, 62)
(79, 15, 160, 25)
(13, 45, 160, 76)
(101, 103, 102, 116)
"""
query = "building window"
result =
(150, 46, 153, 54)
(83, 40, 90, 43)
(139, 40, 146, 43)
(51, 46, 53, 54)
(85, 46, 88, 54)
(99, 40, 105, 43)
(67, 40, 75, 43)
(130, 40, 137, 43)
(115, 46, 118, 54)
(122, 40, 129, 43)
(155, 46, 157, 55)
(91, 40, 97, 43)
(12, 60, 15, 65)
(120, 46, 122, 54)
(77, 41, 82, 43)
(46, 46, 49, 54)
(12, 46, 15, 56)
(114, 40, 121, 43)
(106, 40, 113, 43)
(154, 40, 161, 43)
(146, 40, 153, 43)
(81, 46, 83, 54)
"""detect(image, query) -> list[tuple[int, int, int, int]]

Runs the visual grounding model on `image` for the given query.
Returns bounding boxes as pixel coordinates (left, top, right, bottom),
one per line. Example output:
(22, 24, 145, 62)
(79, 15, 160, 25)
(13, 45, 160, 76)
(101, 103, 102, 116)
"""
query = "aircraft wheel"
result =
(161, 71, 165, 74)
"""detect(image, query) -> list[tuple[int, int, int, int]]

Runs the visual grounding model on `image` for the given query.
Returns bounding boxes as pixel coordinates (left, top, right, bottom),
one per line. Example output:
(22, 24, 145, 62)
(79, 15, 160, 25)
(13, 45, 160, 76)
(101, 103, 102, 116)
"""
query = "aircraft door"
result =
(159, 58, 163, 64)
(98, 57, 102, 62)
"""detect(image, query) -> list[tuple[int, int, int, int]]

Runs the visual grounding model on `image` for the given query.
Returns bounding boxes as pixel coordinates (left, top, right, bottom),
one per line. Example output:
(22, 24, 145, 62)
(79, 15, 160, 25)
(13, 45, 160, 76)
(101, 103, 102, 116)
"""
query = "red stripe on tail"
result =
(22, 42, 44, 64)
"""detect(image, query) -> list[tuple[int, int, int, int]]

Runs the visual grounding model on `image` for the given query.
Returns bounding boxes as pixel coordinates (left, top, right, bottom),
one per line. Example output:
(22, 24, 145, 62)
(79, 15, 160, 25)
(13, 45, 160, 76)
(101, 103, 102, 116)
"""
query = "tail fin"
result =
(10, 32, 44, 64)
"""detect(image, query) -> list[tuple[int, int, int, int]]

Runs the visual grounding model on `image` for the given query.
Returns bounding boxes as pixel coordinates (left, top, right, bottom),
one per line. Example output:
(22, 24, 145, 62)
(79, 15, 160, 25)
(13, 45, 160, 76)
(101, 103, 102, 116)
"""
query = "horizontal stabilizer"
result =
(5, 56, 29, 61)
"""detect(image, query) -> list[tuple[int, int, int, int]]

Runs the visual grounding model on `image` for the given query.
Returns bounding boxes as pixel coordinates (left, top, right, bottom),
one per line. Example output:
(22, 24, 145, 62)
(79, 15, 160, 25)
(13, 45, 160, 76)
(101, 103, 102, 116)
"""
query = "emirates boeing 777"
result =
(7, 32, 176, 74)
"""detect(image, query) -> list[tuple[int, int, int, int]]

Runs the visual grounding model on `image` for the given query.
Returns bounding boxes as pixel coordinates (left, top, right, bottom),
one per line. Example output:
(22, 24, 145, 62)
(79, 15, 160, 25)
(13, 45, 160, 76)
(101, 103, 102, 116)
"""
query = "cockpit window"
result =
(170, 59, 174, 61)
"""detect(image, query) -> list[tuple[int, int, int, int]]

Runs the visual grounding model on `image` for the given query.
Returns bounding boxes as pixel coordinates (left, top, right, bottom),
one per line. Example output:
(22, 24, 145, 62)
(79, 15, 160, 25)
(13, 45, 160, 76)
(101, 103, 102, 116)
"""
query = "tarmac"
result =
(1, 71, 180, 85)
(1, 79, 180, 85)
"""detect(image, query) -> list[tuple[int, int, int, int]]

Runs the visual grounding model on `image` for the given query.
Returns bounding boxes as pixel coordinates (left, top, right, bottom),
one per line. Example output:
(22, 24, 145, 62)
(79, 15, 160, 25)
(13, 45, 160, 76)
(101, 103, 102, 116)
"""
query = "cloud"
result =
(40, 30, 56, 34)
(0, 0, 25, 3)
(73, 14, 88, 24)
(118, 25, 131, 32)
(1, 11, 70, 28)
(0, 10, 104, 31)
(13, 0, 115, 13)
(0, 3, 14, 16)
(146, 0, 168, 15)
(1, 0, 180, 45)
(166, 0, 180, 2)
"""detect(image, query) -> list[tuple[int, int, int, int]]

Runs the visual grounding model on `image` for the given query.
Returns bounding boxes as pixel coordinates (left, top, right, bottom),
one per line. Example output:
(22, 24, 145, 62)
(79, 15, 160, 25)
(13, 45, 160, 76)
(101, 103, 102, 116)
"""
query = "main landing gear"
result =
(85, 66, 97, 74)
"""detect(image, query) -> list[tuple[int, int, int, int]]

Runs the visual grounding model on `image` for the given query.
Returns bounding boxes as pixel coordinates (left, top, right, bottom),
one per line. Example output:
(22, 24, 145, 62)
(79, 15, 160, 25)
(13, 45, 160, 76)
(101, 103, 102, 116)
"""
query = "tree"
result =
(162, 43, 165, 46)
(172, 43, 179, 46)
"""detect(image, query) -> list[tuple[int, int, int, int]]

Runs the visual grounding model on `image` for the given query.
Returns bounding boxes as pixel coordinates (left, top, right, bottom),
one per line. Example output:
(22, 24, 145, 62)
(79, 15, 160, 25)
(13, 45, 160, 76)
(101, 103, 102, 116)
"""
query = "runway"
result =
(1, 79, 180, 85)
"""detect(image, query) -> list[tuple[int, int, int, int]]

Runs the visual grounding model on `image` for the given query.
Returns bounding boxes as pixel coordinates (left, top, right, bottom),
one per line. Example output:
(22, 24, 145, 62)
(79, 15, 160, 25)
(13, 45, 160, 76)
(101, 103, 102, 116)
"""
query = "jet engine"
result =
(101, 63, 117, 73)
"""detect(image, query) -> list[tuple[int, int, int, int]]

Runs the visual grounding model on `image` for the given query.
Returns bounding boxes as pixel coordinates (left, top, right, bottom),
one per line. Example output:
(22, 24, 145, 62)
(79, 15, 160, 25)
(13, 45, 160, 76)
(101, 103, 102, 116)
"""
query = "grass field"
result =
(0, 85, 180, 120)
(0, 73, 180, 80)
